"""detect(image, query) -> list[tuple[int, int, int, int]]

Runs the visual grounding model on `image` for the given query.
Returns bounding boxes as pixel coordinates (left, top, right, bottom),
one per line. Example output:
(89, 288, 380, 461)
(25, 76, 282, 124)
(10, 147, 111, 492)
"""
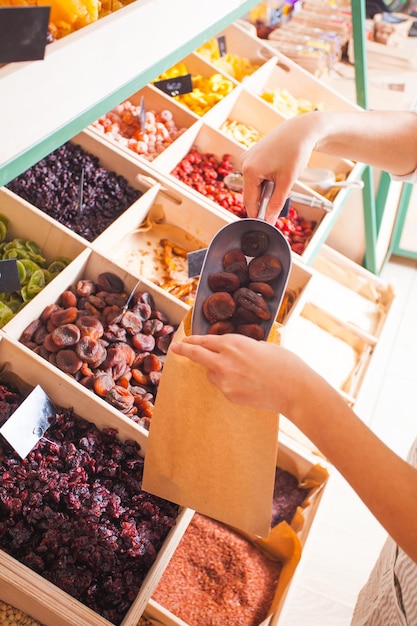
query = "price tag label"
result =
(217, 35, 227, 57)
(139, 96, 146, 135)
(153, 74, 193, 97)
(0, 259, 21, 293)
(0, 6, 50, 63)
(0, 385, 57, 458)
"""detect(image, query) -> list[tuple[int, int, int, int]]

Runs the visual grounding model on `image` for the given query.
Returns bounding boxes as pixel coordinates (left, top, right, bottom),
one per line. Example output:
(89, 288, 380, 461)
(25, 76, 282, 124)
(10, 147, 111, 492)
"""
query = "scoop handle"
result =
(257, 180, 275, 220)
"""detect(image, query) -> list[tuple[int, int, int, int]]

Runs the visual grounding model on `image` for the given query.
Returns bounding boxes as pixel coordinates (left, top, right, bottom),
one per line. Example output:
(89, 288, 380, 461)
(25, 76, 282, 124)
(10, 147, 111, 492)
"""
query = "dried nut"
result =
(203, 292, 236, 323)
(248, 281, 275, 299)
(233, 287, 271, 320)
(248, 254, 282, 283)
(241, 230, 269, 257)
(207, 271, 240, 293)
(236, 323, 265, 340)
(208, 320, 235, 335)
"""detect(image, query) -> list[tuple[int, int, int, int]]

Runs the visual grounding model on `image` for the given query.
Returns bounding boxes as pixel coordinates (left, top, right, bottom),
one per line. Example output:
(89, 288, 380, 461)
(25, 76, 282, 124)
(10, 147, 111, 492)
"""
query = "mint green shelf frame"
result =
(351, 0, 415, 272)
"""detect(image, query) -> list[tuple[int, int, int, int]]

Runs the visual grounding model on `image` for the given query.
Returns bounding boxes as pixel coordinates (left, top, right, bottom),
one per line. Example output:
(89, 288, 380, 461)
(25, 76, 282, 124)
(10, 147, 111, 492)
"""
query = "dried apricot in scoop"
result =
(241, 230, 269, 257)
(248, 254, 282, 283)
(203, 292, 236, 323)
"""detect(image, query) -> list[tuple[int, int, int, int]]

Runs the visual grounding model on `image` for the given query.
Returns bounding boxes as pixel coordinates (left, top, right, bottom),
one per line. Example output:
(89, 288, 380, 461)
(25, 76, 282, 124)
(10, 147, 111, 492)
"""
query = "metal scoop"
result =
(191, 180, 292, 336)
(298, 168, 364, 192)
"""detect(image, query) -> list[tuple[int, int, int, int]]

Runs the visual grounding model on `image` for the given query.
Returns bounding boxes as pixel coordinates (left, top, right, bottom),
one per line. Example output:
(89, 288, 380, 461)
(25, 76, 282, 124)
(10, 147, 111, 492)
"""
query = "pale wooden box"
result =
(88, 83, 199, 167)
(0, 333, 194, 626)
(143, 432, 330, 626)
(2, 248, 189, 435)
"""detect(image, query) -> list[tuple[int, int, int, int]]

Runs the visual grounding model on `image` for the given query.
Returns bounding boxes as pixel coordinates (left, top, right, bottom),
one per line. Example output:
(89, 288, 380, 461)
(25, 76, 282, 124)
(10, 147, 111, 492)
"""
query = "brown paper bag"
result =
(142, 310, 280, 537)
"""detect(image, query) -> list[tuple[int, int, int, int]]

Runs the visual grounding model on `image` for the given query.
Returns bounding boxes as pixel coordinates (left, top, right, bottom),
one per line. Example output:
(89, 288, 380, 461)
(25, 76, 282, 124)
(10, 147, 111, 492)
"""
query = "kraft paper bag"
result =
(142, 309, 280, 537)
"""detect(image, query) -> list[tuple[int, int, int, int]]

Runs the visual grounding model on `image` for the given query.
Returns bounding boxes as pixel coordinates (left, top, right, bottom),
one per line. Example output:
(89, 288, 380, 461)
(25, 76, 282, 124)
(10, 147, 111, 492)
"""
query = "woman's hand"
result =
(170, 333, 315, 417)
(239, 113, 320, 224)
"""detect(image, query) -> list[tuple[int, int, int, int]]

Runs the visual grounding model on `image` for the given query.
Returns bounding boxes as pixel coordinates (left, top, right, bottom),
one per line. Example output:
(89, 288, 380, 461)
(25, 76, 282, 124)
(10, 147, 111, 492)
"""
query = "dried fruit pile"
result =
(92, 101, 187, 161)
(0, 382, 179, 625)
(152, 512, 282, 626)
(6, 142, 142, 242)
(271, 467, 310, 527)
(154, 62, 235, 117)
(19, 272, 177, 430)
(202, 230, 282, 340)
(171, 148, 317, 254)
(0, 214, 71, 327)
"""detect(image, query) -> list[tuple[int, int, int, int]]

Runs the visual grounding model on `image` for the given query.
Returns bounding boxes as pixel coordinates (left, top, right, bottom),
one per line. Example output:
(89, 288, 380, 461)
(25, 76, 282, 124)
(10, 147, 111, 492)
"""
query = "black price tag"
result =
(0, 6, 50, 63)
(217, 35, 227, 57)
(0, 385, 57, 458)
(0, 259, 22, 293)
(153, 74, 193, 97)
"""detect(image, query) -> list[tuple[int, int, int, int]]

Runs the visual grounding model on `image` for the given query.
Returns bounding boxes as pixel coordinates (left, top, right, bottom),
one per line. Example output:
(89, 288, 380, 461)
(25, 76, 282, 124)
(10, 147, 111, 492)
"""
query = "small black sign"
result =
(0, 6, 50, 64)
(0, 259, 22, 293)
(217, 35, 227, 57)
(153, 74, 193, 97)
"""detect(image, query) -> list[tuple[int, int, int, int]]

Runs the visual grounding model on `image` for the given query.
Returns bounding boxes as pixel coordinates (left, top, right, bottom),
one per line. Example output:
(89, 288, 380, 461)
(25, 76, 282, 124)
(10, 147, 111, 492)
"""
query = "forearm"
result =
(311, 109, 417, 176)
(290, 370, 417, 562)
